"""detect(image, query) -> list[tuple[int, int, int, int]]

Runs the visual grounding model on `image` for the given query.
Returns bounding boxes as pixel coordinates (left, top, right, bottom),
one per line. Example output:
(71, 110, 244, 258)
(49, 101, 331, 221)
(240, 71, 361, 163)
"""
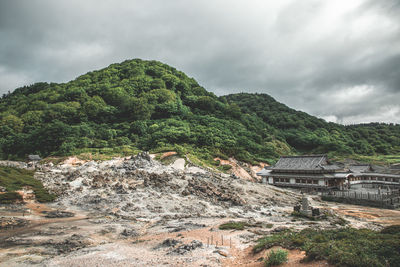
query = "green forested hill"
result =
(223, 93, 400, 156)
(0, 59, 399, 163)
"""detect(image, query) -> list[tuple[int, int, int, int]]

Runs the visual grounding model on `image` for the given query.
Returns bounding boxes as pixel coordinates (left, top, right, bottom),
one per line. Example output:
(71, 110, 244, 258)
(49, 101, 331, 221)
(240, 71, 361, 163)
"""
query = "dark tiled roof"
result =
(256, 169, 272, 176)
(357, 173, 400, 179)
(321, 165, 340, 170)
(28, 155, 41, 161)
(349, 164, 371, 173)
(272, 155, 339, 171)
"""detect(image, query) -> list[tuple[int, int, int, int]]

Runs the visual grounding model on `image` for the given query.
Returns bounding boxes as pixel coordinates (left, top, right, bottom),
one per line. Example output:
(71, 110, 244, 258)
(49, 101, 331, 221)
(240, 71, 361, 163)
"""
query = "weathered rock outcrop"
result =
(33, 153, 299, 221)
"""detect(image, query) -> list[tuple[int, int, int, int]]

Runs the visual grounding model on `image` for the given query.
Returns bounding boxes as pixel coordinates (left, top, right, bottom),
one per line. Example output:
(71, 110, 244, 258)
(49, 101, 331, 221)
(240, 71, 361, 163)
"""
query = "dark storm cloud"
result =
(0, 0, 399, 124)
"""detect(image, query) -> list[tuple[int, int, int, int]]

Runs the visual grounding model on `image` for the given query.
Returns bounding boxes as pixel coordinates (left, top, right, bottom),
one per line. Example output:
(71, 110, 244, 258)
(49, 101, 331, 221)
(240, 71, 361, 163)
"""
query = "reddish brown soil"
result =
(330, 204, 400, 225)
(160, 151, 177, 159)
(214, 157, 265, 181)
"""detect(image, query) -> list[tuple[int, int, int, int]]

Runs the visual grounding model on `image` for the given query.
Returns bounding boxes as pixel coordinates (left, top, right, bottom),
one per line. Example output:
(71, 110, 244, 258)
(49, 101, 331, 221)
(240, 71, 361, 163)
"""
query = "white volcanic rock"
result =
(33, 153, 300, 222)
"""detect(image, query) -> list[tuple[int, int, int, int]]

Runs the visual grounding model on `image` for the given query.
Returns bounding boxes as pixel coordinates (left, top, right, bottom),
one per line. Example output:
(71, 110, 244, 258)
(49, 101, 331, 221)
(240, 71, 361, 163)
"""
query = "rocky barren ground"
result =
(1, 153, 399, 267)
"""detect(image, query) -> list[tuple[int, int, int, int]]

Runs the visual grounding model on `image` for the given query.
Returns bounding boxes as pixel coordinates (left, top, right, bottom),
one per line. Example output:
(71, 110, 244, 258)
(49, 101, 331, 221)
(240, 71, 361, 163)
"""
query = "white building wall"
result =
(268, 177, 274, 184)
(290, 178, 295, 184)
(318, 179, 325, 186)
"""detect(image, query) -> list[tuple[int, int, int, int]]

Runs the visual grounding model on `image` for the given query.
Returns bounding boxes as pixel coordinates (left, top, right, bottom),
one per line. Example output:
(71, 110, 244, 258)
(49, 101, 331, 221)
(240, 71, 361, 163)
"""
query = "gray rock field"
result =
(0, 153, 395, 266)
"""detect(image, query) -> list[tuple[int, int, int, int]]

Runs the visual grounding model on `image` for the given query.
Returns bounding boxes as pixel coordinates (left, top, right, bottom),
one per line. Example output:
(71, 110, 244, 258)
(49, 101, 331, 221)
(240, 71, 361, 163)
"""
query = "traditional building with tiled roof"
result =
(257, 155, 400, 190)
(347, 164, 400, 186)
(257, 155, 349, 190)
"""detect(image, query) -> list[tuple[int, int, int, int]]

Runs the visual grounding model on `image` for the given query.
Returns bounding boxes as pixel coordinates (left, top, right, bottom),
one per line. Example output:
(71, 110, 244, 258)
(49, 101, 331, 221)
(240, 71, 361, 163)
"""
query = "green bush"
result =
(265, 249, 288, 266)
(254, 227, 400, 267)
(217, 164, 232, 172)
(0, 166, 56, 203)
(0, 191, 23, 204)
(219, 221, 249, 230)
(380, 225, 400, 234)
(253, 231, 293, 253)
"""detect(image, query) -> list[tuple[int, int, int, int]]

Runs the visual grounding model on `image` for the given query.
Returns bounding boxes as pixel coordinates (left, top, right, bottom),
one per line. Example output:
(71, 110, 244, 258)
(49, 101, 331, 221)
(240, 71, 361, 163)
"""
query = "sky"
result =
(0, 0, 399, 124)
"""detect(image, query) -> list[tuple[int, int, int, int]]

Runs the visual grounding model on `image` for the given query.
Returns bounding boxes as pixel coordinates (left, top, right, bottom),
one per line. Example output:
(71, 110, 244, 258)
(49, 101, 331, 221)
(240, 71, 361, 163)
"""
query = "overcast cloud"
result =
(0, 0, 399, 124)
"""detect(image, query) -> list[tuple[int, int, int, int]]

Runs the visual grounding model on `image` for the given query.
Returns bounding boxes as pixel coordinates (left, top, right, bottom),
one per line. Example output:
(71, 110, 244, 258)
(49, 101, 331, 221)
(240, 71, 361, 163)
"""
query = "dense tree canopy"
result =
(0, 59, 399, 163)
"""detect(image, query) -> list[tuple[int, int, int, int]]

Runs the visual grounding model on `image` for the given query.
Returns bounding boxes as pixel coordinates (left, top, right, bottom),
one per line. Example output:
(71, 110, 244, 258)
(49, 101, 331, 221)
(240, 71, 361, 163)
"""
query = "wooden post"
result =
(207, 237, 209, 247)
(216, 241, 218, 248)
(230, 237, 232, 248)
(221, 235, 224, 246)
(211, 235, 213, 246)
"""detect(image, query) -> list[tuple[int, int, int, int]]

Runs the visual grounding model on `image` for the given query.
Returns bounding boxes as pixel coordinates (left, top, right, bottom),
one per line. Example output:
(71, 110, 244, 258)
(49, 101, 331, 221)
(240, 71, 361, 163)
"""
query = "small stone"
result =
(273, 226, 288, 233)
(214, 250, 228, 257)
(312, 208, 320, 216)
(42, 210, 75, 218)
(120, 228, 139, 237)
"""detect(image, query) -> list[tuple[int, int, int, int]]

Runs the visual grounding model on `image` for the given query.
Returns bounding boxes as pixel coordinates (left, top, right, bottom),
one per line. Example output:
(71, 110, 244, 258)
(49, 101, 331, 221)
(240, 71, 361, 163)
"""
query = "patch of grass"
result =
(217, 164, 232, 172)
(380, 225, 400, 234)
(254, 227, 400, 267)
(215, 152, 229, 160)
(159, 154, 180, 165)
(0, 192, 23, 204)
(265, 249, 288, 266)
(291, 211, 317, 221)
(41, 156, 68, 165)
(219, 221, 249, 230)
(0, 166, 56, 203)
(331, 217, 348, 226)
(73, 146, 141, 161)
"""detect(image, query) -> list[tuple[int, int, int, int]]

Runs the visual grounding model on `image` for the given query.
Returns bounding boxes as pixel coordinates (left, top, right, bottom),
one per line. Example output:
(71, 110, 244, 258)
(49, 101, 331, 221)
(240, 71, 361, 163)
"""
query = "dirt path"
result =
(0, 215, 88, 242)
(25, 201, 52, 215)
(0, 198, 87, 242)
